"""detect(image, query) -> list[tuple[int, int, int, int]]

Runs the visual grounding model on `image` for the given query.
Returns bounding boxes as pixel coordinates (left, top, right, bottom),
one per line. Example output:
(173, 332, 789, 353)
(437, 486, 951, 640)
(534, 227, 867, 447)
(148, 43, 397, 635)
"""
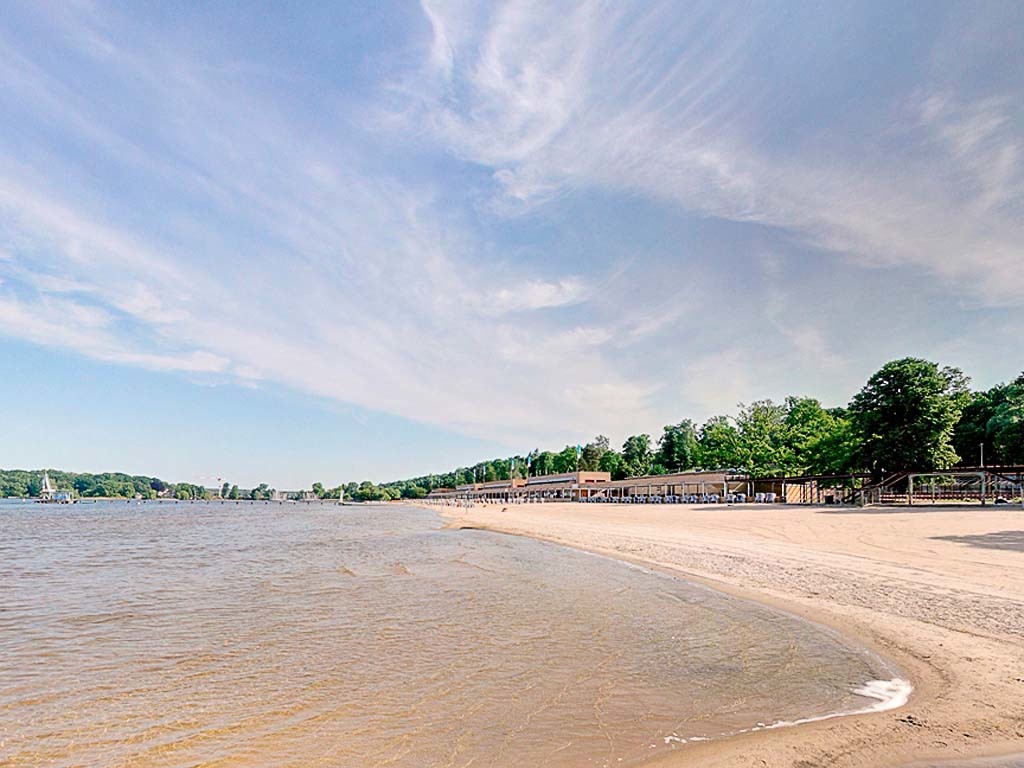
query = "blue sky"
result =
(1, 1, 1022, 488)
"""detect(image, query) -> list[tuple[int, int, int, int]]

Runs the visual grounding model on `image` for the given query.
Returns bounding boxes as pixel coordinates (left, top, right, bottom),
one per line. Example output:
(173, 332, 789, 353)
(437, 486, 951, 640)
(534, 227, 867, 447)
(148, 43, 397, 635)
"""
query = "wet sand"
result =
(438, 501, 1024, 767)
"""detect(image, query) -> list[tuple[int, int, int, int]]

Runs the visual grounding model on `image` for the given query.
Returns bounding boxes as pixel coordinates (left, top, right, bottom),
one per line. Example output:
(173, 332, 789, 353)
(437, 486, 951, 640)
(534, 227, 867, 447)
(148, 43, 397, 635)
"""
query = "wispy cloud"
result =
(0, 1, 653, 446)
(483, 277, 587, 313)
(409, 1, 1024, 305)
(0, 0, 1020, 466)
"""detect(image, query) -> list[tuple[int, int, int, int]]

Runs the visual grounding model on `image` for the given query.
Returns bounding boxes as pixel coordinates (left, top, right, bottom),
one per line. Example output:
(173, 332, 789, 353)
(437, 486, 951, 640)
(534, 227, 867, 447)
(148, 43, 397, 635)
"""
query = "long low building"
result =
(427, 466, 1024, 505)
(593, 470, 748, 500)
(428, 470, 759, 502)
(434, 471, 611, 501)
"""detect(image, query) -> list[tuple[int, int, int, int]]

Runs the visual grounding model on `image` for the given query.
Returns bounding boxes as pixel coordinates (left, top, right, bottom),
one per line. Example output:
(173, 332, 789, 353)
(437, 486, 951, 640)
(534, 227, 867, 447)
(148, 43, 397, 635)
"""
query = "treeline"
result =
(301, 481, 425, 503)
(372, 358, 1024, 496)
(0, 469, 182, 499)
(0, 470, 283, 501)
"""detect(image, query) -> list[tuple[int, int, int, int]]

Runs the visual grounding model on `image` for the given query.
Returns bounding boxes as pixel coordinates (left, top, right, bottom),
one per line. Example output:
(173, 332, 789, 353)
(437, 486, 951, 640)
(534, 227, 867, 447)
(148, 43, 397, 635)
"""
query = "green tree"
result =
(356, 481, 385, 501)
(530, 450, 556, 476)
(552, 445, 578, 473)
(622, 434, 653, 477)
(655, 420, 698, 473)
(598, 450, 628, 480)
(229, 485, 240, 499)
(988, 377, 1024, 464)
(734, 400, 792, 476)
(953, 374, 1024, 466)
(799, 408, 858, 475)
(849, 358, 969, 473)
(695, 416, 741, 469)
(221, 482, 230, 498)
(580, 436, 610, 471)
(312, 482, 325, 498)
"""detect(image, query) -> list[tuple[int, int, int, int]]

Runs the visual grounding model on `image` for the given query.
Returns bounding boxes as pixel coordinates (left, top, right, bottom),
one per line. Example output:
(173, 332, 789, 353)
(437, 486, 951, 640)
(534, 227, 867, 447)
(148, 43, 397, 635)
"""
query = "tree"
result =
(734, 400, 792, 477)
(312, 482, 325, 498)
(989, 380, 1024, 464)
(695, 416, 741, 469)
(355, 481, 385, 501)
(220, 482, 230, 498)
(530, 450, 556, 476)
(622, 434, 653, 477)
(849, 358, 969, 473)
(598, 449, 627, 480)
(953, 375, 1024, 466)
(655, 420, 698, 473)
(552, 445, 578, 473)
(228, 485, 240, 500)
(580, 436, 610, 471)
(793, 405, 858, 475)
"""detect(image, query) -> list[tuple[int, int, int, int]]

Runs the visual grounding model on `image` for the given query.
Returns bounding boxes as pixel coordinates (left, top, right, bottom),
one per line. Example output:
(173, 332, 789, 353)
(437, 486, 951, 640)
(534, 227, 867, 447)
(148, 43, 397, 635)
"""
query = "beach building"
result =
(425, 462, 1024, 507)
(430, 469, 784, 503)
(434, 471, 611, 502)
(595, 470, 747, 501)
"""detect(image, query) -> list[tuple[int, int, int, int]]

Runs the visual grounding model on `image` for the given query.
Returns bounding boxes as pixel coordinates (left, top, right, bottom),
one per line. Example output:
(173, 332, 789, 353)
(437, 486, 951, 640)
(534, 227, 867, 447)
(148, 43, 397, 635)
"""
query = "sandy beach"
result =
(438, 501, 1024, 767)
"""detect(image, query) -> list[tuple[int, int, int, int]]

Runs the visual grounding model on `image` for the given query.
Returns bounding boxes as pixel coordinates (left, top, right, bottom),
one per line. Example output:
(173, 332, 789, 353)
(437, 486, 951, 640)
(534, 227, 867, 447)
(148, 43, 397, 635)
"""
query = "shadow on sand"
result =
(816, 506, 959, 515)
(931, 530, 1024, 552)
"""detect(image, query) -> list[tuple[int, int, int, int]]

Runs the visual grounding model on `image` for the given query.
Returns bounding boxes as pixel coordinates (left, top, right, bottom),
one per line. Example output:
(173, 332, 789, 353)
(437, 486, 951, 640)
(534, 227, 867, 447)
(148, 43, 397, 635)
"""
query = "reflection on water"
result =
(1, 501, 894, 767)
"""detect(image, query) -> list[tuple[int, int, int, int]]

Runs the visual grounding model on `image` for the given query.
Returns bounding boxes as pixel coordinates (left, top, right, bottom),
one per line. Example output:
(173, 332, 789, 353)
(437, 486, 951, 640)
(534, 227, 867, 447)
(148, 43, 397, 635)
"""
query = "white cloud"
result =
(483, 276, 587, 313)
(0, 292, 228, 374)
(0, 0, 1021, 466)
(408, 1, 1024, 305)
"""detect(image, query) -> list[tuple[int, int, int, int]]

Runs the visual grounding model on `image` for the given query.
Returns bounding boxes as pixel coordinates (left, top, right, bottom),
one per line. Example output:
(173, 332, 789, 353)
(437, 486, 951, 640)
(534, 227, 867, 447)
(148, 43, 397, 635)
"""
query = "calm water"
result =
(1, 501, 901, 767)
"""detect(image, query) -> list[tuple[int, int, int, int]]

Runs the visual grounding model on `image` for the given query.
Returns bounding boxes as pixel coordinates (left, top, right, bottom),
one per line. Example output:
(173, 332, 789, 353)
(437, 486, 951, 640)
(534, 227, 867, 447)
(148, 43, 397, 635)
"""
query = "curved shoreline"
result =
(429, 502, 1024, 767)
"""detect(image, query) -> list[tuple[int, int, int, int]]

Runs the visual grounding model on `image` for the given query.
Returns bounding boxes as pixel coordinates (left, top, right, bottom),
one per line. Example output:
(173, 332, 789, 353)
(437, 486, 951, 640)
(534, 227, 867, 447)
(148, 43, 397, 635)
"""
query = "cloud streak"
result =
(412, 1, 1024, 304)
(0, 0, 1021, 464)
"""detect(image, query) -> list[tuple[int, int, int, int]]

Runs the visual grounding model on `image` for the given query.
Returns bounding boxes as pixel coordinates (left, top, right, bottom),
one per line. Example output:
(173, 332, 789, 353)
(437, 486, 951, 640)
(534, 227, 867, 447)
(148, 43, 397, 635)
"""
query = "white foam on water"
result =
(662, 678, 912, 747)
(750, 677, 913, 731)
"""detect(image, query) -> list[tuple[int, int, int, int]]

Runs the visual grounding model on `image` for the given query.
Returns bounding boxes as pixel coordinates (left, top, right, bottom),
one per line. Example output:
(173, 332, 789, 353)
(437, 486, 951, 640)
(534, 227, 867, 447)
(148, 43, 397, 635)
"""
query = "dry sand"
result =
(437, 501, 1024, 767)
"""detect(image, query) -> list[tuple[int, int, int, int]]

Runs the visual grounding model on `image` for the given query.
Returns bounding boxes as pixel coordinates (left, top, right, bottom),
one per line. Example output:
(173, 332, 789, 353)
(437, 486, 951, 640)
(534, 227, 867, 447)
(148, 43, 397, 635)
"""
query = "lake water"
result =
(0, 501, 904, 767)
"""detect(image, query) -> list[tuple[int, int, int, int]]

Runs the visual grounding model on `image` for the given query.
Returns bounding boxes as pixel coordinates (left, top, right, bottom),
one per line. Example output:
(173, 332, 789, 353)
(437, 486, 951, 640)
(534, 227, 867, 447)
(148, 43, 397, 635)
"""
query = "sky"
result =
(1, 1, 1022, 489)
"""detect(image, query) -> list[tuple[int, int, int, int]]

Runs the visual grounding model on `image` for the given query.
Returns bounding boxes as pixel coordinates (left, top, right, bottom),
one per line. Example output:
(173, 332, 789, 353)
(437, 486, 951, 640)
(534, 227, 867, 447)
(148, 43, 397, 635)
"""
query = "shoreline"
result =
(427, 501, 1024, 767)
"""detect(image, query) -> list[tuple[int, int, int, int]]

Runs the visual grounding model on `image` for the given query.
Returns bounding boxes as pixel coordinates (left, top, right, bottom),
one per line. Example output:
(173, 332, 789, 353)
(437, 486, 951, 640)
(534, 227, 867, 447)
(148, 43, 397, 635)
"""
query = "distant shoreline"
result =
(434, 501, 1024, 768)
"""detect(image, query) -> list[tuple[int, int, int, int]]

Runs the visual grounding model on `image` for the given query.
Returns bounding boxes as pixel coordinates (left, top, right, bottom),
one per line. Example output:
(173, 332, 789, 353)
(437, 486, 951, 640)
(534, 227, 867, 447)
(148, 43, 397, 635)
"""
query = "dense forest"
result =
(5, 358, 1022, 503)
